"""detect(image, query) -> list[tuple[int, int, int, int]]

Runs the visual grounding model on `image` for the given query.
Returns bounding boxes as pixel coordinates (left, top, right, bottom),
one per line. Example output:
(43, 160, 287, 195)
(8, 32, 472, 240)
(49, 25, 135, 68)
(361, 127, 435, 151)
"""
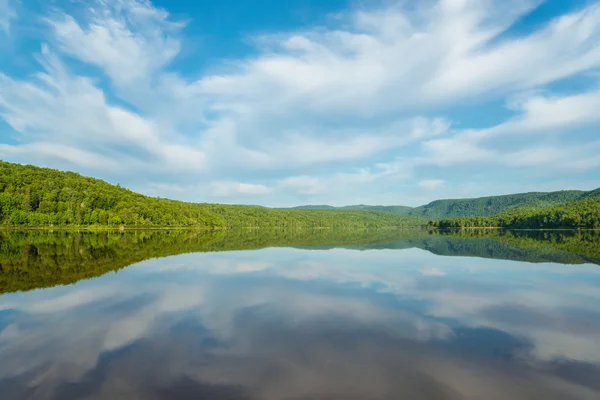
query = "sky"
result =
(0, 0, 600, 207)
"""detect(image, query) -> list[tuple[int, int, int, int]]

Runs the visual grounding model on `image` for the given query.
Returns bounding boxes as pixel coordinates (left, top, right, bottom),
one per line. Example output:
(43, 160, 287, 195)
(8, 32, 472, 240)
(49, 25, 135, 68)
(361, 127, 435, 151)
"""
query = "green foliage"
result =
(286, 190, 600, 219)
(411, 190, 596, 219)
(0, 161, 423, 228)
(431, 197, 600, 229)
(581, 187, 600, 199)
(3, 160, 598, 229)
(289, 204, 415, 214)
(288, 205, 337, 210)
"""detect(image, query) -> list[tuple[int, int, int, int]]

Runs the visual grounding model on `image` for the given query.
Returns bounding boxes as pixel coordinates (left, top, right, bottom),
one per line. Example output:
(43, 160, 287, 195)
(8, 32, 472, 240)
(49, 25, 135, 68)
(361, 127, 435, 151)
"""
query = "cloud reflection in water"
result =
(1, 247, 599, 399)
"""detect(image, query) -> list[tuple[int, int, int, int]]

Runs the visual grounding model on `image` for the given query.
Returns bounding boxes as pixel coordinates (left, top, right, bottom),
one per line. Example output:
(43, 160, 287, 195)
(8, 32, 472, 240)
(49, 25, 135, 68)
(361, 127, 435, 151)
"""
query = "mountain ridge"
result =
(1, 160, 599, 225)
(288, 189, 599, 219)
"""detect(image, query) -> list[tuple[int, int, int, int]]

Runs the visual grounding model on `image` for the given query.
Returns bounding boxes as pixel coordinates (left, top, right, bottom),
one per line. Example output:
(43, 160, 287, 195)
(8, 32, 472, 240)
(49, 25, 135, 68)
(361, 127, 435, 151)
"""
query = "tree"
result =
(21, 188, 32, 212)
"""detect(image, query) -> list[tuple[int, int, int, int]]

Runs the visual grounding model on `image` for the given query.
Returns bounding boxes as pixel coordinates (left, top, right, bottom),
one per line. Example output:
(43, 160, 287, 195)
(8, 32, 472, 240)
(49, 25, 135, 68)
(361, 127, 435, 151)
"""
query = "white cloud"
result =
(1, 0, 600, 202)
(0, 45, 206, 174)
(278, 175, 327, 196)
(418, 179, 445, 190)
(195, 0, 600, 111)
(464, 88, 600, 140)
(277, 160, 413, 197)
(0, 142, 120, 171)
(414, 84, 600, 174)
(503, 142, 600, 172)
(48, 1, 181, 85)
(143, 181, 272, 202)
(189, 0, 600, 188)
(0, 0, 16, 34)
(421, 137, 494, 165)
(509, 90, 600, 131)
(420, 266, 446, 277)
(209, 181, 272, 196)
(424, 1, 600, 99)
(421, 134, 600, 173)
(419, 89, 600, 173)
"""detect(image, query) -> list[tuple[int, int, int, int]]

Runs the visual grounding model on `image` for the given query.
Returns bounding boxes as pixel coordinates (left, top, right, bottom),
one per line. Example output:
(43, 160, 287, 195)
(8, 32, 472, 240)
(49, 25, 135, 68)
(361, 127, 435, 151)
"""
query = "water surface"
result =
(1, 230, 599, 399)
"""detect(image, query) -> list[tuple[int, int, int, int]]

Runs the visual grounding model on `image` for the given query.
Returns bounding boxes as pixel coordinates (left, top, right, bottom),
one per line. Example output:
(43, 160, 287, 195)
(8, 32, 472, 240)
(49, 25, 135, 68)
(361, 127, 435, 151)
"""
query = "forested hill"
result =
(2, 160, 598, 228)
(430, 197, 600, 229)
(288, 189, 600, 219)
(410, 190, 595, 219)
(289, 204, 414, 214)
(582, 187, 600, 199)
(289, 205, 336, 210)
(0, 161, 423, 228)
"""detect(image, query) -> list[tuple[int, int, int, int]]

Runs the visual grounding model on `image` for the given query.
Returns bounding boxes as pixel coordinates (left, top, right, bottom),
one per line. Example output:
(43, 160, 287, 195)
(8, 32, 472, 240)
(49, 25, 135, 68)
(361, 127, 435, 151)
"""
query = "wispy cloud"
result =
(0, 0, 16, 34)
(419, 179, 445, 190)
(48, 0, 182, 85)
(0, 0, 599, 204)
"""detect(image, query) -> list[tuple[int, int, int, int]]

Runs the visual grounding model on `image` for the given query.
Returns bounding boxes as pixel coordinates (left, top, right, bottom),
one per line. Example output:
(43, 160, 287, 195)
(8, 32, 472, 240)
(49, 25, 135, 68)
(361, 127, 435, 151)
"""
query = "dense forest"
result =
(410, 190, 599, 219)
(290, 204, 415, 214)
(0, 161, 423, 228)
(430, 197, 600, 229)
(2, 229, 598, 294)
(2, 160, 599, 229)
(288, 189, 600, 219)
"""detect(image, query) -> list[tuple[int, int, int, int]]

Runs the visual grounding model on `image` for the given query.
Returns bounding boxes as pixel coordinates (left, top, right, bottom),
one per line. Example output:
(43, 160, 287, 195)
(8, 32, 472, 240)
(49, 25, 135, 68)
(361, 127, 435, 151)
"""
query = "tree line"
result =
(2, 160, 599, 230)
(285, 189, 600, 219)
(0, 161, 423, 229)
(429, 197, 600, 229)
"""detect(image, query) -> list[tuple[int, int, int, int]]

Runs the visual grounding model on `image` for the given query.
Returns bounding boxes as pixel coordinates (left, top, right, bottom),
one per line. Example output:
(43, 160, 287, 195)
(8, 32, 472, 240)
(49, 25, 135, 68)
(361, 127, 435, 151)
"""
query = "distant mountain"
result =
(409, 190, 594, 219)
(287, 189, 600, 219)
(288, 205, 337, 210)
(289, 204, 414, 214)
(581, 187, 600, 199)
(340, 205, 415, 214)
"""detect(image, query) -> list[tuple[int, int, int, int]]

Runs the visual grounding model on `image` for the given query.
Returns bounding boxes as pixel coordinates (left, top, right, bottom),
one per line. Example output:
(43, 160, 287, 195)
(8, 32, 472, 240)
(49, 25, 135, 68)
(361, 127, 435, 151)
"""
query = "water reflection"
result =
(1, 229, 599, 294)
(1, 232, 600, 399)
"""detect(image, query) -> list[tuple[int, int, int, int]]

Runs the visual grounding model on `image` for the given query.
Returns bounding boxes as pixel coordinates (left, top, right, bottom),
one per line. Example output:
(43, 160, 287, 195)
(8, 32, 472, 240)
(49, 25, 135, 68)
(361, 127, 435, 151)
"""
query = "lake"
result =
(1, 230, 599, 399)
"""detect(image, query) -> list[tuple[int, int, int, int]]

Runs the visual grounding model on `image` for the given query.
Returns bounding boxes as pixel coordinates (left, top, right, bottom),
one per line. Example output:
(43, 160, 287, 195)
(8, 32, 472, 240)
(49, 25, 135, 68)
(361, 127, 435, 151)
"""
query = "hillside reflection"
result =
(1, 229, 598, 294)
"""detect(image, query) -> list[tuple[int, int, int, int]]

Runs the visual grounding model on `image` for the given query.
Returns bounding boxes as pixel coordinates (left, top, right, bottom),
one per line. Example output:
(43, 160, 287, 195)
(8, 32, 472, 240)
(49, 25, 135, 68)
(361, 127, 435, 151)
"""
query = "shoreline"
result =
(0, 225, 424, 231)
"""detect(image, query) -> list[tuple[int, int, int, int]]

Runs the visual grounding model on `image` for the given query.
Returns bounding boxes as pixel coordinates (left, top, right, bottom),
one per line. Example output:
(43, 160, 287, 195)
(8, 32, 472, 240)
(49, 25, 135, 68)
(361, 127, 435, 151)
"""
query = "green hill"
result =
(288, 205, 337, 210)
(341, 205, 414, 214)
(581, 187, 600, 199)
(431, 197, 600, 229)
(2, 160, 598, 228)
(409, 190, 592, 219)
(0, 161, 423, 228)
(289, 204, 414, 214)
(288, 189, 600, 219)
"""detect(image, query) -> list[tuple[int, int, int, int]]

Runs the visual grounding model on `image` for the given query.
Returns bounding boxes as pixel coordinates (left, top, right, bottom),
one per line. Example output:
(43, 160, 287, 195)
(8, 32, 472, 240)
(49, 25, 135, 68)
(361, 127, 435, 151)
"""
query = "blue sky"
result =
(1, 0, 600, 206)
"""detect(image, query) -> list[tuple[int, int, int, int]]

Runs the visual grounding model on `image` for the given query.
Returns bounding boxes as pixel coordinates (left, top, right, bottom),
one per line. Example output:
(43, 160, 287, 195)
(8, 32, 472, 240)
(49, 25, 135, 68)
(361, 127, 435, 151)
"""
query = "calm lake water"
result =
(1, 230, 599, 399)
